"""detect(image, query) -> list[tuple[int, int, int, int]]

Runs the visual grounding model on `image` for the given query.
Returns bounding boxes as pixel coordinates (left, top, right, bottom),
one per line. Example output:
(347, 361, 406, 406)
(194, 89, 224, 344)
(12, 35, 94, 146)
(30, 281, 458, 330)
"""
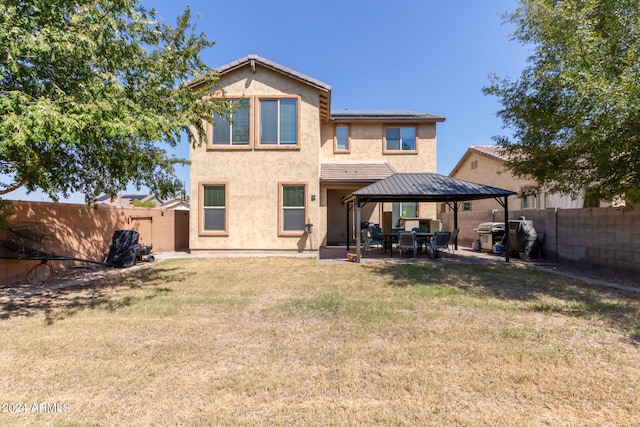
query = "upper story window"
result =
(211, 99, 250, 148)
(259, 98, 299, 148)
(334, 125, 350, 153)
(384, 127, 416, 153)
(470, 160, 478, 170)
(522, 194, 538, 209)
(520, 186, 538, 209)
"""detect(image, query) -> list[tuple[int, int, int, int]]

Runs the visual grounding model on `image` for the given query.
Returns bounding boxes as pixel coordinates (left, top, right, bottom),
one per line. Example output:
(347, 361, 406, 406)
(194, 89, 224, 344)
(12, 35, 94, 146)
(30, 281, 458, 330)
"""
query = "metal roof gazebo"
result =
(344, 173, 517, 263)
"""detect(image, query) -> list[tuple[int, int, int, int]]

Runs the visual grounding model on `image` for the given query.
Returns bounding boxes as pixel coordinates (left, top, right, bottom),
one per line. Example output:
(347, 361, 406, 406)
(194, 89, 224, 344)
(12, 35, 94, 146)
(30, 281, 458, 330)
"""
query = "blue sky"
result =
(7, 0, 529, 203)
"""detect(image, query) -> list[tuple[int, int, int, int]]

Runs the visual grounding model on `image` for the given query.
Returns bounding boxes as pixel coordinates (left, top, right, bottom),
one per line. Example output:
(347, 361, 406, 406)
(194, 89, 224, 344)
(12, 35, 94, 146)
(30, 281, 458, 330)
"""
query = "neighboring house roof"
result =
(96, 194, 162, 207)
(351, 173, 516, 203)
(213, 54, 332, 121)
(331, 109, 445, 123)
(449, 145, 508, 176)
(159, 198, 190, 211)
(320, 162, 396, 183)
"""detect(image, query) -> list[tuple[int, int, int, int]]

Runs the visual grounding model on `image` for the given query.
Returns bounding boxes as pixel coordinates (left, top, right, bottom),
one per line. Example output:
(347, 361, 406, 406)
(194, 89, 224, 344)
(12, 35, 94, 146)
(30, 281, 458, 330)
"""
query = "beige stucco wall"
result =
(449, 151, 538, 212)
(318, 120, 438, 239)
(319, 121, 437, 171)
(189, 66, 321, 252)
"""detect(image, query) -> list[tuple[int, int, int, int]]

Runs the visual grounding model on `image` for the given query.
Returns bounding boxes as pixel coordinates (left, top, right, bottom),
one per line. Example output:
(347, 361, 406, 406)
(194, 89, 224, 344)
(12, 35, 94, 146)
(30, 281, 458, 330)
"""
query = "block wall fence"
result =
(1, 201, 189, 285)
(439, 207, 640, 275)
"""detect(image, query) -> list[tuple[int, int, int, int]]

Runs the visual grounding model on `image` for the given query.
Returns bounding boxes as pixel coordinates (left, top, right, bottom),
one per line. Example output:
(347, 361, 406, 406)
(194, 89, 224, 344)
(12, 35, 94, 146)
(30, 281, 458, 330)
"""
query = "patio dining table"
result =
(379, 232, 433, 257)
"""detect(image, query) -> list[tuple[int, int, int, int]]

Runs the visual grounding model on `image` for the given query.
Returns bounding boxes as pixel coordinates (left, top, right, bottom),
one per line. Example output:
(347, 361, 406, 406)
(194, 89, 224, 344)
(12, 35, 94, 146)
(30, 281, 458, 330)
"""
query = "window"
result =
(384, 127, 416, 152)
(201, 183, 227, 234)
(463, 202, 472, 211)
(522, 194, 537, 209)
(470, 160, 478, 170)
(259, 98, 298, 147)
(280, 183, 306, 234)
(392, 202, 419, 227)
(520, 186, 538, 209)
(211, 99, 250, 147)
(335, 125, 350, 153)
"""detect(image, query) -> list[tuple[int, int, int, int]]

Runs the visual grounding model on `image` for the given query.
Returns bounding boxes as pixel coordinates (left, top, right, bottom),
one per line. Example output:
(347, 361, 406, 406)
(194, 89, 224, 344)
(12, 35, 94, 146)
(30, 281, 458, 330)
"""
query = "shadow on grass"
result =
(0, 264, 185, 324)
(369, 262, 640, 345)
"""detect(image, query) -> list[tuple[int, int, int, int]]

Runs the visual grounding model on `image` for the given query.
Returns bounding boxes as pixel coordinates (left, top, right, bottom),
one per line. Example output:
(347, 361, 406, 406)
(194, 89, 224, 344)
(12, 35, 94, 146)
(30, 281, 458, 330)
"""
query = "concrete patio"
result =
(318, 245, 517, 265)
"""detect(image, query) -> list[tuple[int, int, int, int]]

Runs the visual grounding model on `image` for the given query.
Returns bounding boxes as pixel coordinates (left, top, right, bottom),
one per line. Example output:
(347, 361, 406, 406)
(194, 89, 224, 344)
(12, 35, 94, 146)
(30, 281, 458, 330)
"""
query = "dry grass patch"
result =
(1, 258, 639, 426)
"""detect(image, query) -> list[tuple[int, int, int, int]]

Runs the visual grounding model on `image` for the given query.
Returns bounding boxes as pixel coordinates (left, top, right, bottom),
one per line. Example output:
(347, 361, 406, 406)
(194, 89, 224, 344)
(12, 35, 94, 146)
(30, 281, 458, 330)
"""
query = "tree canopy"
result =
(484, 0, 640, 206)
(0, 0, 230, 202)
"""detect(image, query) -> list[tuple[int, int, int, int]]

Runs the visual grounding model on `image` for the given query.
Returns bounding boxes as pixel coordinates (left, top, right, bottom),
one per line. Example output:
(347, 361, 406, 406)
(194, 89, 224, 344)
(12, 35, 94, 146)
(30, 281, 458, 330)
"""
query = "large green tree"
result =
(484, 0, 640, 206)
(0, 0, 230, 202)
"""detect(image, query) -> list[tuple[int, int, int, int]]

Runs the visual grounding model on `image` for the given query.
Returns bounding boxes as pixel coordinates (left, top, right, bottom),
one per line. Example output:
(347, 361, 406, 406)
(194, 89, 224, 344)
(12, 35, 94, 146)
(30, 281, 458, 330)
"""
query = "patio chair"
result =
(397, 231, 418, 260)
(361, 229, 384, 255)
(370, 226, 383, 239)
(425, 231, 451, 259)
(448, 228, 459, 254)
(412, 227, 429, 252)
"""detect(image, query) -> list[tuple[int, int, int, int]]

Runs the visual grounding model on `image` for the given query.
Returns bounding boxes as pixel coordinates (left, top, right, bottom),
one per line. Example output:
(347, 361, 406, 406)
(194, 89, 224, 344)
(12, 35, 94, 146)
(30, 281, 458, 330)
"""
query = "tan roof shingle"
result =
(320, 163, 396, 183)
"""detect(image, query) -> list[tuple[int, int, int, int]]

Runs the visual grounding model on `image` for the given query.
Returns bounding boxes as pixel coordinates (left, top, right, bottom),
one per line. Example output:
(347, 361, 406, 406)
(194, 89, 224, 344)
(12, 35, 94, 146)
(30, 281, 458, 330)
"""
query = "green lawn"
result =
(1, 258, 639, 426)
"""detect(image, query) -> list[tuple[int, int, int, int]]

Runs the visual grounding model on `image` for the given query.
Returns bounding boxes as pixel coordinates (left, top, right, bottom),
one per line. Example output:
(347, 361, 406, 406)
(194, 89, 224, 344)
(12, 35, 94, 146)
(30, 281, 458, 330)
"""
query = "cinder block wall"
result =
(439, 207, 640, 275)
(1, 201, 189, 285)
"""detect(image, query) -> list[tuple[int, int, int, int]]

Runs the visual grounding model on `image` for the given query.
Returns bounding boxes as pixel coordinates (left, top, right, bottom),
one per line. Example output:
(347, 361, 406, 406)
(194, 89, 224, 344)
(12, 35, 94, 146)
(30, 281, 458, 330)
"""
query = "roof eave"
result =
(331, 115, 445, 124)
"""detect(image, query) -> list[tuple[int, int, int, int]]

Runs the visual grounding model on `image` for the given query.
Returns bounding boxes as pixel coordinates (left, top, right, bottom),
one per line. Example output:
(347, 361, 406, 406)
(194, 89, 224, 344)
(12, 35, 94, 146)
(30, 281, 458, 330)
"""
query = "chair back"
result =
(398, 232, 416, 249)
(450, 229, 459, 244)
(370, 227, 383, 237)
(412, 227, 427, 233)
(433, 231, 451, 247)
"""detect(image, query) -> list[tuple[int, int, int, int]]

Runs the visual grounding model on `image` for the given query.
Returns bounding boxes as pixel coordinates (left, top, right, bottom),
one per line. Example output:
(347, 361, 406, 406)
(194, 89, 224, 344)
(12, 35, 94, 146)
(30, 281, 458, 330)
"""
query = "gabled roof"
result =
(449, 145, 509, 176)
(217, 54, 332, 121)
(159, 198, 190, 211)
(95, 194, 163, 207)
(320, 162, 395, 183)
(471, 145, 508, 161)
(331, 109, 445, 123)
(351, 173, 516, 203)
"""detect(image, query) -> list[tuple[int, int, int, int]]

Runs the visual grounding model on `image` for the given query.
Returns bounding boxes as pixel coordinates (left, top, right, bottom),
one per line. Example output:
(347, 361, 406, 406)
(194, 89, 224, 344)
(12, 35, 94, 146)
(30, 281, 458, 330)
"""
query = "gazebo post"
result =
(346, 200, 351, 251)
(504, 195, 510, 262)
(355, 197, 362, 263)
(453, 201, 459, 250)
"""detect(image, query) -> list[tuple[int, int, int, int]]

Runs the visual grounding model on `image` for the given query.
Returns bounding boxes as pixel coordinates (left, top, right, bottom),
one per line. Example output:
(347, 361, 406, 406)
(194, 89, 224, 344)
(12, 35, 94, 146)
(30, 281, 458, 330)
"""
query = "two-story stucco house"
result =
(189, 55, 445, 253)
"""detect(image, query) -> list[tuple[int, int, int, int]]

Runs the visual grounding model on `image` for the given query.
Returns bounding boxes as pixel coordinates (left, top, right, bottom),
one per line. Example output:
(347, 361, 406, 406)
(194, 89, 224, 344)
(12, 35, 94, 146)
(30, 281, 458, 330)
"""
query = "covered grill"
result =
(475, 222, 506, 253)
(508, 218, 539, 259)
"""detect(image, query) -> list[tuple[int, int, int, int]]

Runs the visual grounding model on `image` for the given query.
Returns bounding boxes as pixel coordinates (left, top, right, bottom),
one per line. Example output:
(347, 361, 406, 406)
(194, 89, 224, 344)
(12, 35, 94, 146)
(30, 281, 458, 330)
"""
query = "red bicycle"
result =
(26, 259, 54, 286)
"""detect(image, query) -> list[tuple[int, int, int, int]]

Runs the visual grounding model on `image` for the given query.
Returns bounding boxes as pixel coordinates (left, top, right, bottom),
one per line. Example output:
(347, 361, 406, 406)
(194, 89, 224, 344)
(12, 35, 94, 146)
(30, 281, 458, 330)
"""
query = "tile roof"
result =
(216, 54, 332, 120)
(320, 162, 396, 183)
(449, 145, 510, 176)
(218, 54, 332, 92)
(470, 145, 509, 161)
